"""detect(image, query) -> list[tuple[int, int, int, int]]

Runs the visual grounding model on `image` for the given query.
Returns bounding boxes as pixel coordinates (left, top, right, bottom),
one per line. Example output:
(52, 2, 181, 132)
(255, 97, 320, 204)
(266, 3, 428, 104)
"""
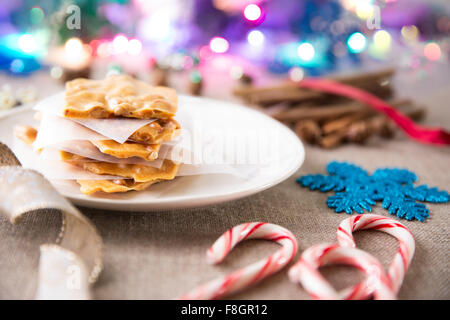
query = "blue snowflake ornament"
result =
(297, 161, 449, 222)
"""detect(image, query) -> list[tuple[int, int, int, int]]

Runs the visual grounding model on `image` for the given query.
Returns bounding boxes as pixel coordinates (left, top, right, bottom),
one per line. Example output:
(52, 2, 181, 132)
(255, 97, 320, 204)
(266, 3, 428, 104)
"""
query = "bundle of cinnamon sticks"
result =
(233, 68, 426, 148)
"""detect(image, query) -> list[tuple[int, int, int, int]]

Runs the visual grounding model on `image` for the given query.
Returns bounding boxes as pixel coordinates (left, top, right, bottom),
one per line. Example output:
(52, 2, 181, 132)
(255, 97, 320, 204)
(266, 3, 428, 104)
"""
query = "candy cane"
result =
(288, 243, 396, 300)
(179, 222, 298, 300)
(337, 214, 415, 296)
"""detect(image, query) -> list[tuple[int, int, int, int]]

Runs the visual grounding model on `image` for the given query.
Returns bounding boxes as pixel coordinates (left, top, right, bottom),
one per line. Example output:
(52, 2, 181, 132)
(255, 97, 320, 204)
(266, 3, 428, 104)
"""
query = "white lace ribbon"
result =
(0, 150, 102, 300)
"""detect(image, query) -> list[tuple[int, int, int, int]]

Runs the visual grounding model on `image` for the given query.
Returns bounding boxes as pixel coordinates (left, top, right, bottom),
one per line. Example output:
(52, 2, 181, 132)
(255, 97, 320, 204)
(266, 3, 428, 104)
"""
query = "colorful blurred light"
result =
(107, 64, 123, 76)
(276, 41, 325, 68)
(210, 37, 229, 53)
(89, 39, 100, 53)
(190, 70, 202, 84)
(211, 55, 233, 70)
(424, 42, 441, 61)
(183, 55, 195, 69)
(50, 66, 63, 79)
(289, 67, 305, 82)
(356, 3, 374, 20)
(18, 34, 37, 53)
(113, 34, 128, 54)
(10, 59, 25, 73)
(373, 30, 391, 50)
(243, 4, 262, 21)
(63, 38, 91, 69)
(230, 65, 243, 80)
(199, 45, 213, 60)
(297, 42, 315, 61)
(247, 30, 264, 47)
(330, 21, 345, 36)
(127, 38, 142, 56)
(30, 7, 44, 24)
(65, 37, 83, 55)
(368, 29, 392, 58)
(96, 42, 111, 58)
(333, 42, 347, 57)
(170, 53, 187, 70)
(401, 25, 419, 42)
(340, 0, 356, 11)
(347, 32, 367, 53)
(139, 8, 174, 42)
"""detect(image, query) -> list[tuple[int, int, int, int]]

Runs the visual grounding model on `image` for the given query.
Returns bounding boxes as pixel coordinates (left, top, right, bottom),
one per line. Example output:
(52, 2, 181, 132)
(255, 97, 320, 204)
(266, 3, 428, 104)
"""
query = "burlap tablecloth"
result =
(0, 73, 449, 300)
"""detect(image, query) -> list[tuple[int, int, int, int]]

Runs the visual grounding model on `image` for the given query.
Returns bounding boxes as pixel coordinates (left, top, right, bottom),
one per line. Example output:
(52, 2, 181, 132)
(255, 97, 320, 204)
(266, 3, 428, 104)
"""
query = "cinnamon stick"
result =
(235, 82, 391, 106)
(234, 86, 323, 105)
(321, 111, 372, 135)
(295, 120, 322, 144)
(274, 96, 407, 123)
(318, 131, 347, 149)
(234, 68, 395, 96)
(317, 106, 426, 148)
(346, 121, 372, 144)
(234, 68, 396, 106)
(320, 99, 411, 134)
(274, 102, 364, 122)
(318, 121, 372, 148)
(330, 68, 395, 86)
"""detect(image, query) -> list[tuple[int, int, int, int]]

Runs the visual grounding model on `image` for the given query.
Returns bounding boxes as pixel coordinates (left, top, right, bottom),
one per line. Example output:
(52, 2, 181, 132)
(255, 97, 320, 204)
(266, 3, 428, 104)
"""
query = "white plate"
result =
(0, 95, 304, 211)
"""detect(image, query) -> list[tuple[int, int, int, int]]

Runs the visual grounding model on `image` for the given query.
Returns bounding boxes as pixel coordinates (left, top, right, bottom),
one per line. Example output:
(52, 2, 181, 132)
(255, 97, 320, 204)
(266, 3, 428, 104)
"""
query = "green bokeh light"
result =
(30, 7, 45, 25)
(189, 70, 202, 83)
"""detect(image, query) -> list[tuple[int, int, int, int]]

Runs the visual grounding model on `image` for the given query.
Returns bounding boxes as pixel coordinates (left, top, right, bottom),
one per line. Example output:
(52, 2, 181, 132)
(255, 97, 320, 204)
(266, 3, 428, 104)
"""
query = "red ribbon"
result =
(298, 78, 450, 146)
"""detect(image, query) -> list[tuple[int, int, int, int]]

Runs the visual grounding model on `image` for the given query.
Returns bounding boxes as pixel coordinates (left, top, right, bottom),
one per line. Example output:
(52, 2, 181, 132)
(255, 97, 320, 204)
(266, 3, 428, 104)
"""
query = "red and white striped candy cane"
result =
(288, 243, 396, 300)
(178, 222, 298, 300)
(337, 214, 415, 296)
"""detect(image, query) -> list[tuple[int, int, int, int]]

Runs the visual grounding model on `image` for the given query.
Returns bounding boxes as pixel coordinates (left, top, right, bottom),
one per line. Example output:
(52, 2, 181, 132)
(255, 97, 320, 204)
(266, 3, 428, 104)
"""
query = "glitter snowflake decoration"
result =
(297, 161, 449, 222)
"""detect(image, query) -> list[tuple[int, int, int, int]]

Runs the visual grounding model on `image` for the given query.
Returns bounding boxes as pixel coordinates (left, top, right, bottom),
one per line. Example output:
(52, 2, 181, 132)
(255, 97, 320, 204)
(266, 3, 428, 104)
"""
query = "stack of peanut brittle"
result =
(15, 75, 183, 195)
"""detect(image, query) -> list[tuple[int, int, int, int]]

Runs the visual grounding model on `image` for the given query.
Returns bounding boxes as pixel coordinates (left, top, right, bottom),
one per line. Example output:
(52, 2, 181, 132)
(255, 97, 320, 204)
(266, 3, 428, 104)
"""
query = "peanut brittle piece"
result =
(130, 118, 181, 144)
(14, 126, 86, 161)
(74, 159, 179, 183)
(13, 125, 179, 194)
(59, 150, 88, 162)
(77, 179, 160, 195)
(14, 125, 37, 146)
(91, 140, 161, 161)
(64, 74, 177, 119)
